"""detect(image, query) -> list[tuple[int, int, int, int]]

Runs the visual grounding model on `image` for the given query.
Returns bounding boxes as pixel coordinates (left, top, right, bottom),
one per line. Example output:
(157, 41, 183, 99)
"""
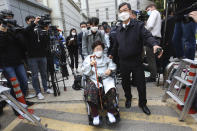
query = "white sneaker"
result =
(25, 94, 36, 99)
(107, 112, 116, 123)
(93, 115, 100, 125)
(46, 89, 54, 94)
(37, 93, 44, 100)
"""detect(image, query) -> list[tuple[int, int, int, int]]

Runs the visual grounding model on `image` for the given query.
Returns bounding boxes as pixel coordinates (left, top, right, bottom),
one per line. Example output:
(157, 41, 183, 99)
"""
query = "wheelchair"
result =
(81, 72, 120, 125)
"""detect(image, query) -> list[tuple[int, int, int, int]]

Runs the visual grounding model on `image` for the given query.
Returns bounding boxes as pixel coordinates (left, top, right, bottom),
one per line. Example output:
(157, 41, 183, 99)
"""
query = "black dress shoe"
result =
(125, 99, 131, 108)
(139, 105, 151, 115)
(26, 101, 34, 107)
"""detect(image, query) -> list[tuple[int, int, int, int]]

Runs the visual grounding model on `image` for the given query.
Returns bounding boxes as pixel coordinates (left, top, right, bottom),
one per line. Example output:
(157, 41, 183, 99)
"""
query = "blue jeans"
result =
(172, 21, 197, 60)
(28, 57, 48, 94)
(3, 64, 28, 97)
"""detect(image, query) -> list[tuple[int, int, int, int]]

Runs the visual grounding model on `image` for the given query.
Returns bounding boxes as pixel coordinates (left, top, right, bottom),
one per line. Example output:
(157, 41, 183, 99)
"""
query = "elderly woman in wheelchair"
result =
(82, 41, 119, 126)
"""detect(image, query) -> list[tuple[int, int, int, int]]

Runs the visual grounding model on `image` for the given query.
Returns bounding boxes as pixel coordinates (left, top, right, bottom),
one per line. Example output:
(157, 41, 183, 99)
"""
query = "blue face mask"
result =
(147, 10, 152, 16)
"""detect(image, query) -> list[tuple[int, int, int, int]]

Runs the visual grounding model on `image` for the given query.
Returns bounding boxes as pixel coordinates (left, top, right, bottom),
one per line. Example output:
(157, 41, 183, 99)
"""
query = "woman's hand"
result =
(90, 59, 96, 66)
(105, 69, 111, 76)
(108, 55, 113, 59)
(68, 38, 74, 45)
(70, 38, 74, 41)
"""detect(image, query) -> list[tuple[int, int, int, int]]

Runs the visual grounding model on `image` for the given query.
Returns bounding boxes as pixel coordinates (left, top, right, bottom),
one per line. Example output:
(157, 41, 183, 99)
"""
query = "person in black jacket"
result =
(78, 22, 87, 61)
(25, 16, 53, 100)
(66, 28, 79, 73)
(0, 11, 34, 107)
(110, 3, 162, 115)
(172, 0, 197, 60)
(161, 9, 176, 71)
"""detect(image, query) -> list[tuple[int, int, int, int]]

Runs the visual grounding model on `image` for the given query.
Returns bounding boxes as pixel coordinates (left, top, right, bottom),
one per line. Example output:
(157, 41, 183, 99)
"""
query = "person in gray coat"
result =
(82, 17, 107, 58)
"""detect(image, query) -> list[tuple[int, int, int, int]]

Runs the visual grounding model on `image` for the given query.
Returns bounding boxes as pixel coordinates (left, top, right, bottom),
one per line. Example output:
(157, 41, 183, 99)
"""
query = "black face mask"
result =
(87, 27, 90, 30)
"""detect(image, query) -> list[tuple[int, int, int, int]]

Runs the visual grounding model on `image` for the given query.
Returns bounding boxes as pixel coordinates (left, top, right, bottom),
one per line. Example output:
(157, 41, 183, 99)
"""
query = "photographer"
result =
(0, 10, 33, 107)
(172, 0, 197, 60)
(25, 15, 53, 100)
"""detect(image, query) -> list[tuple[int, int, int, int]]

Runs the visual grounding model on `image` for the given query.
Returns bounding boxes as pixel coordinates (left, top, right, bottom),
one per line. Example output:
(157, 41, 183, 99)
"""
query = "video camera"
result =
(137, 11, 149, 22)
(0, 9, 24, 32)
(34, 14, 51, 37)
(38, 14, 51, 28)
(0, 10, 17, 27)
(49, 26, 59, 37)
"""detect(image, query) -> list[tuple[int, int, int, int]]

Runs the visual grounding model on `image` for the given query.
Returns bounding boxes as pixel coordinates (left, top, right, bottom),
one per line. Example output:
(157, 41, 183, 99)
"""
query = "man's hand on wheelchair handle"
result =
(109, 55, 113, 59)
(153, 45, 163, 58)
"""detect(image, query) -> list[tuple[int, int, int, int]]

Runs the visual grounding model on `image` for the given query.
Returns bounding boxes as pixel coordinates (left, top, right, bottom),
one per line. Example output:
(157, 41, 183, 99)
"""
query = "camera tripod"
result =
(47, 42, 69, 96)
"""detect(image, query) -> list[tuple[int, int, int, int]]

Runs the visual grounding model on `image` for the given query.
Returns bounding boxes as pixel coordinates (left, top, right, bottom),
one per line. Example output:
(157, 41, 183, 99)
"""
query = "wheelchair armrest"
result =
(82, 75, 89, 80)
(110, 71, 116, 77)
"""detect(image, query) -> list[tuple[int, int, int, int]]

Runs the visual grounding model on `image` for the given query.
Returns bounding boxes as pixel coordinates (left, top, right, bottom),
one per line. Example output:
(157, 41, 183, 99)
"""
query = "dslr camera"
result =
(138, 11, 149, 22)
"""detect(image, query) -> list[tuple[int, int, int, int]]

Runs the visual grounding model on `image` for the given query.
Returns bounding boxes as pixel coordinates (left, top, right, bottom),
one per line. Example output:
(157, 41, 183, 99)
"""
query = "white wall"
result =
(61, 0, 82, 36)
(47, 0, 64, 31)
(118, 0, 152, 10)
(47, 0, 87, 36)
(88, 0, 116, 23)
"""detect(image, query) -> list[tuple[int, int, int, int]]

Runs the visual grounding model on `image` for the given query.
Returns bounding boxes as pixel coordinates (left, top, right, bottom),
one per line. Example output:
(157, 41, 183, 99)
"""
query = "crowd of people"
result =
(0, 0, 197, 127)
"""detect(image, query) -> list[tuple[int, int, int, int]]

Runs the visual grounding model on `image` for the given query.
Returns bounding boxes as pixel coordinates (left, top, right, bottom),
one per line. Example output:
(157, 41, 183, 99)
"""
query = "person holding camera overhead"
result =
(25, 15, 53, 100)
(66, 28, 79, 73)
(0, 10, 34, 107)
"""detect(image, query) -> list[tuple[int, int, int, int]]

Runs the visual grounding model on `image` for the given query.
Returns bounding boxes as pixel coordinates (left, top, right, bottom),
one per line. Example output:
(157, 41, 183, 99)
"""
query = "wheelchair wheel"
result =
(115, 112, 120, 122)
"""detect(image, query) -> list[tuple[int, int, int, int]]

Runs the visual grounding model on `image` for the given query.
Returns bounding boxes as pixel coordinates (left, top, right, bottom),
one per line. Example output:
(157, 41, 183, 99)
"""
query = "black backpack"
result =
(72, 75, 83, 90)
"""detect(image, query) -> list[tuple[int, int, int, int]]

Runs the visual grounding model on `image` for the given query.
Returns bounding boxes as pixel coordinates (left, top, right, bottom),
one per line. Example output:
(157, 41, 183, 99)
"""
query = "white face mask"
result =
(94, 51, 103, 57)
(119, 12, 130, 22)
(91, 26, 98, 32)
(81, 28, 87, 32)
(72, 32, 76, 36)
(147, 10, 152, 16)
(100, 30, 105, 34)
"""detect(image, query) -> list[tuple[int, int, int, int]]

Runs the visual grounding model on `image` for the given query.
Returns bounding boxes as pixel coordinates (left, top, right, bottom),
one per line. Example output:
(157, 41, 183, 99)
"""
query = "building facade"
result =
(0, 0, 87, 36)
(43, 0, 87, 36)
(118, 0, 153, 10)
(81, 0, 117, 23)
(0, 0, 51, 26)
(80, 0, 153, 23)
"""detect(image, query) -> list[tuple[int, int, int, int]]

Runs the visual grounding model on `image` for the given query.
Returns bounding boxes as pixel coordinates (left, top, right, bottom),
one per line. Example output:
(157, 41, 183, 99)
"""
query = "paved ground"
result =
(1, 60, 197, 131)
